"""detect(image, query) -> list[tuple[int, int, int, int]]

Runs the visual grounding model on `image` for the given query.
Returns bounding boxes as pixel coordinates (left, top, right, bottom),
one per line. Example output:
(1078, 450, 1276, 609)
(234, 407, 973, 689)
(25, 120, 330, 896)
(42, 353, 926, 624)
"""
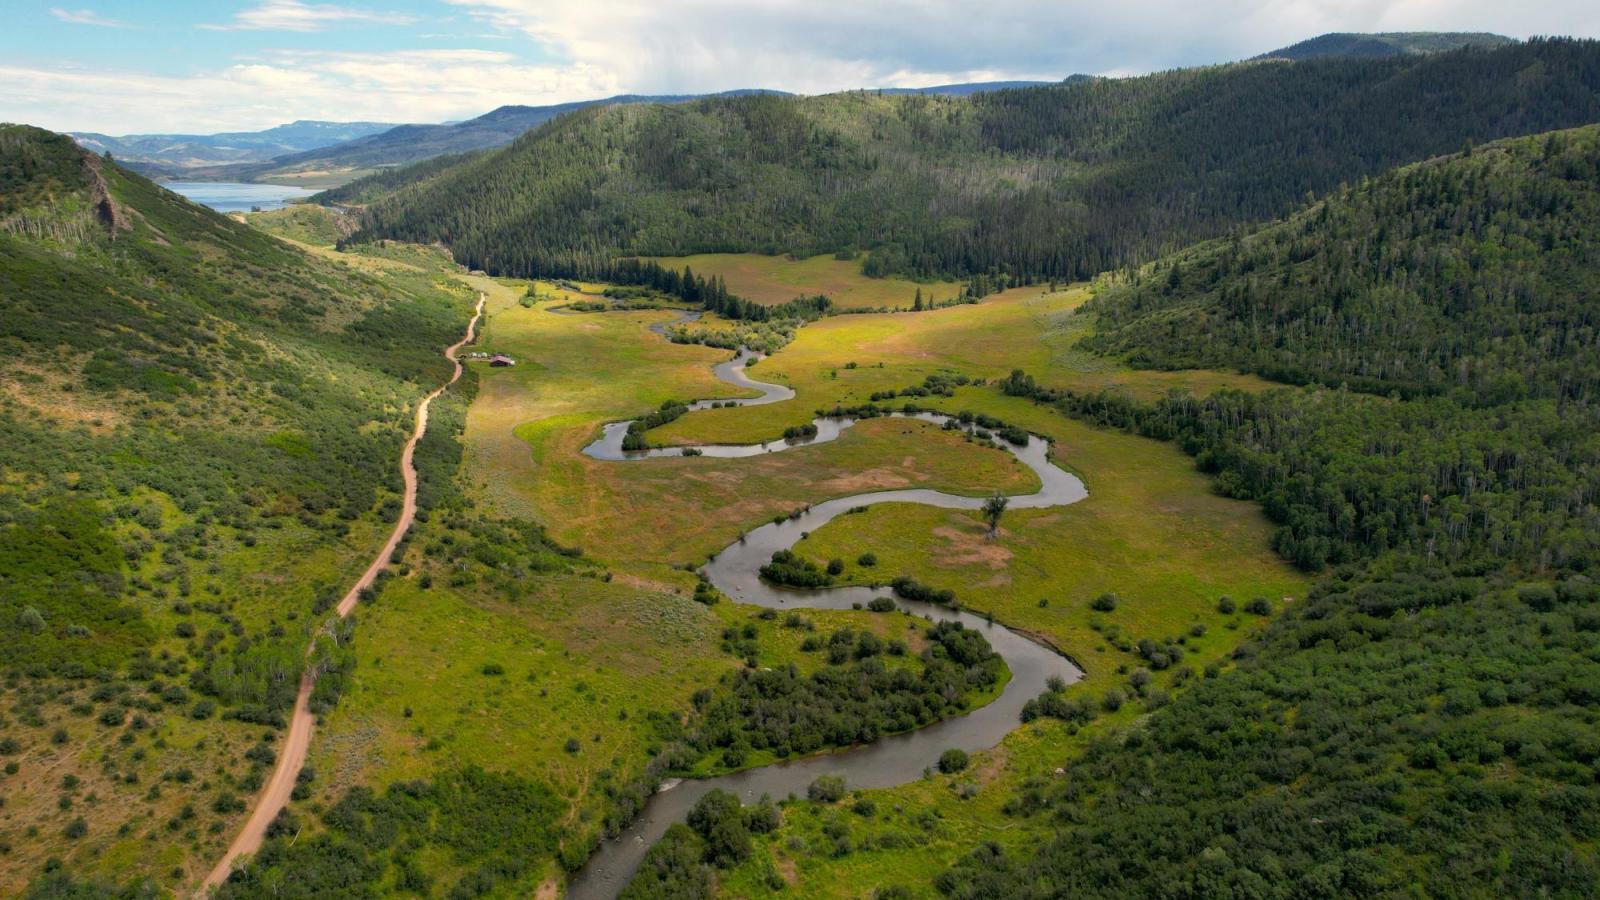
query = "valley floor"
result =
(209, 220, 1305, 897)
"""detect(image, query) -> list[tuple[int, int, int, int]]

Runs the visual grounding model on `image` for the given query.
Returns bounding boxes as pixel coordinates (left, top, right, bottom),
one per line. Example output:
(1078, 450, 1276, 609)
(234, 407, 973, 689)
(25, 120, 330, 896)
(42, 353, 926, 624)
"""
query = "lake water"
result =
(165, 181, 317, 213)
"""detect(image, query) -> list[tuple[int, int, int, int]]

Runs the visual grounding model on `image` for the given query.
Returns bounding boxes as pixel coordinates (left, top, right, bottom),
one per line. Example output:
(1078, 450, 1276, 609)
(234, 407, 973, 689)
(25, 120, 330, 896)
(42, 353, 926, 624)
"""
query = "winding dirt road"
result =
(200, 293, 486, 893)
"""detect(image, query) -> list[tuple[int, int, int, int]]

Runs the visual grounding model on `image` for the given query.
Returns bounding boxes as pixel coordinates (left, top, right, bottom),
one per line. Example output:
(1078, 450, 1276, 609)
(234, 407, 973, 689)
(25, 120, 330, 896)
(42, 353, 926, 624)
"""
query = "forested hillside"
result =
(1082, 125, 1600, 404)
(333, 38, 1600, 283)
(1253, 31, 1514, 60)
(948, 127, 1600, 896)
(0, 125, 471, 891)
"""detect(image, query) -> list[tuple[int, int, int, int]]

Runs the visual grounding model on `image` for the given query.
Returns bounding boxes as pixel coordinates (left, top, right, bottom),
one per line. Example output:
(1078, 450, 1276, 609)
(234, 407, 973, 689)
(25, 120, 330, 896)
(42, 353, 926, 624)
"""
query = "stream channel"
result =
(568, 310, 1088, 898)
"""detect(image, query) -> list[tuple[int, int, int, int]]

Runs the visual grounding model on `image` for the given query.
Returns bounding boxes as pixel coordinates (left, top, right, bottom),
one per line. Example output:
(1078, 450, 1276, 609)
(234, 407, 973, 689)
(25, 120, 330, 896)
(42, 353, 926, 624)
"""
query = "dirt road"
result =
(200, 293, 486, 893)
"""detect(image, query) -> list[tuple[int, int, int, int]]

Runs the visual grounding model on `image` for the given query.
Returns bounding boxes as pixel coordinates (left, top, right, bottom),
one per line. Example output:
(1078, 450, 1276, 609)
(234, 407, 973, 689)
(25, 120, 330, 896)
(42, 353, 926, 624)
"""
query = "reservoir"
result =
(164, 181, 317, 213)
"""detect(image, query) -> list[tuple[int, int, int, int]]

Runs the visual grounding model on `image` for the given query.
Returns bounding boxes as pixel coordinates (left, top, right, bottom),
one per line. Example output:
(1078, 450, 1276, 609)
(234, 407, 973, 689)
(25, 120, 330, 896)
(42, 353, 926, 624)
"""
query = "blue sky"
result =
(6, 0, 1599, 135)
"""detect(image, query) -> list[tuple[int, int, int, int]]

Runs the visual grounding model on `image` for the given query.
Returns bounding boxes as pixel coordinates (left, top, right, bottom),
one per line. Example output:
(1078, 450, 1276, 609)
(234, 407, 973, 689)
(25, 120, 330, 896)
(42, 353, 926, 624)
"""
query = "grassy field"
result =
(642, 252, 967, 310)
(213, 238, 1019, 893)
(305, 568, 724, 880)
(239, 204, 350, 245)
(648, 285, 1273, 448)
(463, 303, 1037, 573)
(221, 218, 1299, 897)
(255, 168, 376, 190)
(509, 286, 1297, 897)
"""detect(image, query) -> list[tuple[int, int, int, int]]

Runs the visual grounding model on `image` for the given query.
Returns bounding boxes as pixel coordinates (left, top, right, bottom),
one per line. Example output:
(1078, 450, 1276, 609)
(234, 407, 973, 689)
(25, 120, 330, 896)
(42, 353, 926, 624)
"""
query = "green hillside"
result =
(1083, 125, 1600, 404)
(331, 39, 1600, 284)
(0, 124, 472, 891)
(923, 128, 1600, 897)
(1254, 31, 1515, 60)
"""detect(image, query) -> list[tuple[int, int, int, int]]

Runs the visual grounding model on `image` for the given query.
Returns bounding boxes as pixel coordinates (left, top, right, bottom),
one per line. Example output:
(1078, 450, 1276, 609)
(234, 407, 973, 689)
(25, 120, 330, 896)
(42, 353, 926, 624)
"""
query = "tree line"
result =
(333, 40, 1600, 284)
(940, 124, 1600, 898)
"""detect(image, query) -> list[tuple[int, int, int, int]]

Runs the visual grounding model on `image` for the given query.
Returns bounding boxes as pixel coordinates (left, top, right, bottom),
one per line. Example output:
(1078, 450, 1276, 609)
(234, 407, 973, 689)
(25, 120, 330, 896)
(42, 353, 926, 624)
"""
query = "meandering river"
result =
(567, 311, 1089, 899)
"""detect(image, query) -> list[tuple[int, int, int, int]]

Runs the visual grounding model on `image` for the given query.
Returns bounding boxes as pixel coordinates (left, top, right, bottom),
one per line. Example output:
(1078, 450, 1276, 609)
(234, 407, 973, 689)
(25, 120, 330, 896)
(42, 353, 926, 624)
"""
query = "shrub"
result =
(938, 748, 970, 774)
(64, 818, 87, 839)
(481, 662, 505, 676)
(760, 550, 833, 588)
(890, 576, 955, 605)
(826, 559, 845, 576)
(1217, 596, 1236, 614)
(687, 789, 751, 867)
(692, 582, 721, 605)
(16, 607, 46, 635)
(1518, 584, 1558, 611)
(1091, 593, 1119, 612)
(1244, 597, 1273, 616)
(746, 795, 781, 834)
(867, 596, 897, 613)
(808, 775, 847, 803)
(858, 552, 878, 567)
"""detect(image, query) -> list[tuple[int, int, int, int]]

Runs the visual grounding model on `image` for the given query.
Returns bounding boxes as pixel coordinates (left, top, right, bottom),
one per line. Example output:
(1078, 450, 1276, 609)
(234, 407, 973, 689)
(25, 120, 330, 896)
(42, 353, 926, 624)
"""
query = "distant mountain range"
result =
(69, 120, 397, 170)
(177, 90, 792, 183)
(72, 33, 1521, 187)
(131, 82, 1072, 185)
(1255, 31, 1515, 61)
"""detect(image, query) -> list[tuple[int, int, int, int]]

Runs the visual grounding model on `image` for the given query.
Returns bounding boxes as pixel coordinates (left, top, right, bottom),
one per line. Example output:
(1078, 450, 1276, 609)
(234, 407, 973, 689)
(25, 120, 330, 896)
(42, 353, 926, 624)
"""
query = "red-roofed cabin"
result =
(490, 354, 516, 367)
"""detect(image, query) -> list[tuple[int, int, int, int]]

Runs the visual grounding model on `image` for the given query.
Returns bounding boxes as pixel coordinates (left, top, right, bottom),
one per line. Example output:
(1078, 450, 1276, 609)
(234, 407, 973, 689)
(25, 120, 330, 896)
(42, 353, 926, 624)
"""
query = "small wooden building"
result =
(489, 354, 516, 367)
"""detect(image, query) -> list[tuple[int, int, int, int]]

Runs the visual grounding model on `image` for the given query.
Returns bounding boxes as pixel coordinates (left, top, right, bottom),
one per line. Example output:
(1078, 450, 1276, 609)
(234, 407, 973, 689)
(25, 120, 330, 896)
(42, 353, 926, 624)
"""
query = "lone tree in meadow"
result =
(982, 492, 1009, 539)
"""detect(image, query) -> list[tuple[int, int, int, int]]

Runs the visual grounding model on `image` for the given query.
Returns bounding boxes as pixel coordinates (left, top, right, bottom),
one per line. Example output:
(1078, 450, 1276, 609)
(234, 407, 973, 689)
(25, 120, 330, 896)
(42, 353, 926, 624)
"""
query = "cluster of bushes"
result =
(682, 623, 1000, 766)
(620, 400, 689, 451)
(869, 372, 975, 402)
(665, 318, 797, 354)
(622, 790, 782, 897)
(213, 766, 563, 898)
(891, 576, 957, 606)
(760, 550, 834, 589)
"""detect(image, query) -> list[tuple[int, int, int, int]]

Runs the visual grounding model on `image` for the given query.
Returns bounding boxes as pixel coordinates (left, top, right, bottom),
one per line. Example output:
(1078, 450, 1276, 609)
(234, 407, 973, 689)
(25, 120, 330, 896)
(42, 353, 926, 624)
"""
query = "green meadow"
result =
(642, 252, 967, 310)
(151, 209, 1300, 895)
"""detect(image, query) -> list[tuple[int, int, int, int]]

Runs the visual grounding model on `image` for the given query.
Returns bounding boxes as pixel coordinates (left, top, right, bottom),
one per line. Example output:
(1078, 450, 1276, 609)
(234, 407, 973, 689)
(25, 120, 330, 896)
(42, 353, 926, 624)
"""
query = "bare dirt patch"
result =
(932, 524, 1013, 570)
(1, 362, 126, 431)
(817, 467, 913, 493)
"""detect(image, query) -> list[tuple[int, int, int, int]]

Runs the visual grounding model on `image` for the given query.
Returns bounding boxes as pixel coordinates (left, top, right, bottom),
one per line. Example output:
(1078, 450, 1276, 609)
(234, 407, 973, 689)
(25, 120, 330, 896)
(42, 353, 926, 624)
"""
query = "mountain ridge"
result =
(1255, 31, 1517, 61)
(70, 119, 399, 170)
(328, 39, 1600, 286)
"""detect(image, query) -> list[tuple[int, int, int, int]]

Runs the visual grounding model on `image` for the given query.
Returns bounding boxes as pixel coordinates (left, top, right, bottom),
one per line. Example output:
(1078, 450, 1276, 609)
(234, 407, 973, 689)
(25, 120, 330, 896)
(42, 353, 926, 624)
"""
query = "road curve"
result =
(200, 293, 486, 893)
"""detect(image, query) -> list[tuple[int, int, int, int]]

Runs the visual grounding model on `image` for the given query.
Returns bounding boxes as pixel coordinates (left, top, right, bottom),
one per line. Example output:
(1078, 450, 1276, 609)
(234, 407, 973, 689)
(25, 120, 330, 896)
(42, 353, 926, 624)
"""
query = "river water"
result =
(566, 314, 1089, 898)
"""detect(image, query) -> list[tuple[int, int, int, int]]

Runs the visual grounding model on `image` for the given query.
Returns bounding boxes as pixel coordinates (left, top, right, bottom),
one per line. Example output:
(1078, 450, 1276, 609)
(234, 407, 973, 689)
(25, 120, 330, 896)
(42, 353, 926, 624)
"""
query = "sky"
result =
(5, 0, 1599, 135)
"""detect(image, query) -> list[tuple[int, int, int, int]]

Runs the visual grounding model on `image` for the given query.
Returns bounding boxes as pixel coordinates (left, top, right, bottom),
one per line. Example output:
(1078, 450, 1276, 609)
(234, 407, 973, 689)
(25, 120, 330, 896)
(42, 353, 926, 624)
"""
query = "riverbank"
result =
(565, 329, 1088, 899)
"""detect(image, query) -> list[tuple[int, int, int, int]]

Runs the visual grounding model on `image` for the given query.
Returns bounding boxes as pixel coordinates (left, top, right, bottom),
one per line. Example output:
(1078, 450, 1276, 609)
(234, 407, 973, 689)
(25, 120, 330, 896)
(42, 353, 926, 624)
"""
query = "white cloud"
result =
(49, 7, 129, 28)
(444, 0, 1600, 94)
(200, 0, 416, 32)
(10, 0, 1600, 134)
(0, 49, 619, 134)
